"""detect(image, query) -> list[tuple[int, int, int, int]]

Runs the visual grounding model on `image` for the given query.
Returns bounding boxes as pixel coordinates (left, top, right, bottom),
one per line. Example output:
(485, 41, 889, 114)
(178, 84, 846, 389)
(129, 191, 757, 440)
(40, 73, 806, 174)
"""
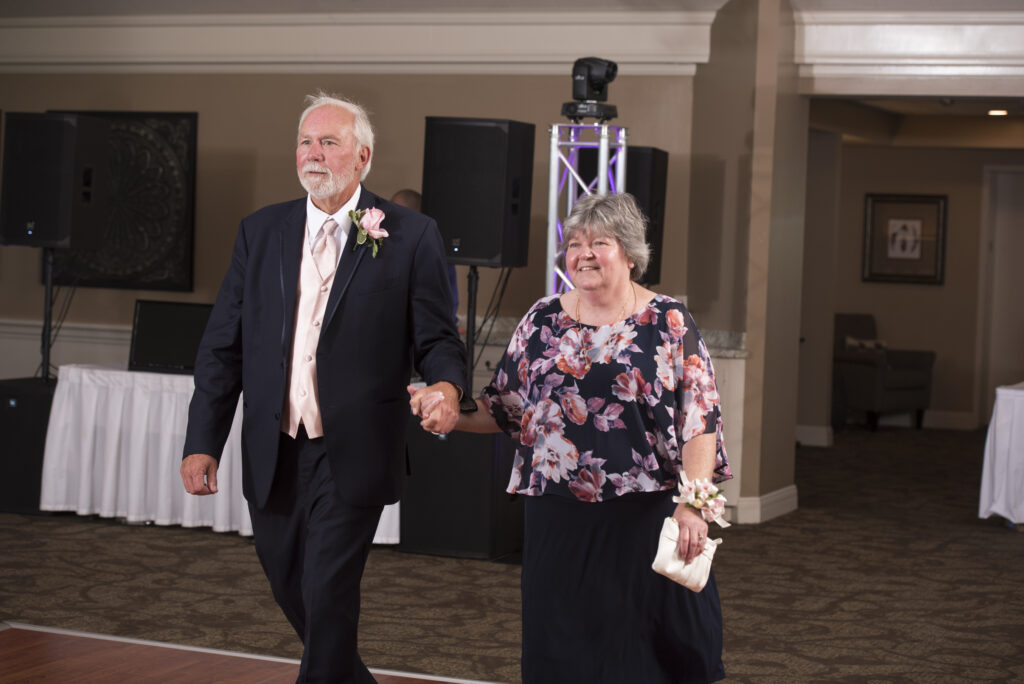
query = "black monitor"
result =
(128, 300, 212, 374)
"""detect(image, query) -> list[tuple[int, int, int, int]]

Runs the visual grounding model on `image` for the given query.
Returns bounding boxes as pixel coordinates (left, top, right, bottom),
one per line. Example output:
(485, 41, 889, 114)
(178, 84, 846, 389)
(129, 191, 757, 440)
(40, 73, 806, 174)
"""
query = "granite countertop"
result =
(701, 329, 748, 359)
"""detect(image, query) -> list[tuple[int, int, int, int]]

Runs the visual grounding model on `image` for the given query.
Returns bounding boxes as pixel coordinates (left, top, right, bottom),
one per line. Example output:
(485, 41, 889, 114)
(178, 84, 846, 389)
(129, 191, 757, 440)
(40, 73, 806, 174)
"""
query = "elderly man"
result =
(181, 92, 467, 683)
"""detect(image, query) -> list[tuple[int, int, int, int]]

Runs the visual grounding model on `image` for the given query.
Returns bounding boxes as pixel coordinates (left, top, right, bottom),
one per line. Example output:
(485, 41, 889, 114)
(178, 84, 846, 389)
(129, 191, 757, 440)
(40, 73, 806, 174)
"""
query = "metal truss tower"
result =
(545, 123, 628, 294)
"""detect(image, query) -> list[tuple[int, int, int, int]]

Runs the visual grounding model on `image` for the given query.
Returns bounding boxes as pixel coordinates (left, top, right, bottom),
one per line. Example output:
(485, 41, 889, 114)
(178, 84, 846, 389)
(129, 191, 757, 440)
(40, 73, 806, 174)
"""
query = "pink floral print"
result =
(482, 294, 731, 502)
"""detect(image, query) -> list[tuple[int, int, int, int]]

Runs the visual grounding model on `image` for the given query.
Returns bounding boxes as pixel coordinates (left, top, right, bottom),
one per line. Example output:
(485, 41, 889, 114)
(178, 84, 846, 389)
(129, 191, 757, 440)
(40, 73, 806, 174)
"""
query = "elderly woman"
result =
(413, 192, 731, 683)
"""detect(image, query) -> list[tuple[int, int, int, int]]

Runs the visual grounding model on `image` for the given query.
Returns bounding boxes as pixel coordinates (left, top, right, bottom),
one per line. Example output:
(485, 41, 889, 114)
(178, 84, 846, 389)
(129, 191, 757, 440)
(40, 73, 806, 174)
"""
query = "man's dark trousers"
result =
(250, 427, 383, 683)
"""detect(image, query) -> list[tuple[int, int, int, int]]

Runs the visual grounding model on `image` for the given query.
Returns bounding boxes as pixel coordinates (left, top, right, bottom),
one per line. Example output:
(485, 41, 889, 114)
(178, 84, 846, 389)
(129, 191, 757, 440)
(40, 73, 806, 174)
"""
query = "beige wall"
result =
(0, 72, 693, 327)
(800, 101, 1024, 434)
(687, 0, 757, 334)
(797, 130, 841, 433)
(739, 0, 807, 499)
(755, 0, 807, 496)
(687, 0, 805, 505)
(835, 144, 1024, 417)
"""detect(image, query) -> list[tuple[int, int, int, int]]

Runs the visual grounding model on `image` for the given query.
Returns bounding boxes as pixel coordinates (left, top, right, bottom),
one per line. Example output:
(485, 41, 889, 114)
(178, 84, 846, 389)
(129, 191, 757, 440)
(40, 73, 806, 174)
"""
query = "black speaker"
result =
(578, 146, 668, 284)
(0, 378, 57, 514)
(400, 416, 523, 560)
(0, 112, 112, 249)
(422, 116, 535, 268)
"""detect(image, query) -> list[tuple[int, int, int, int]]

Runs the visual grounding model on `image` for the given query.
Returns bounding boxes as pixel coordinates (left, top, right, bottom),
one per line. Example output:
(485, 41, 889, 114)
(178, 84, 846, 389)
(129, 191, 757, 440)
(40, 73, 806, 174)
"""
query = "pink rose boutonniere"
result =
(349, 207, 388, 258)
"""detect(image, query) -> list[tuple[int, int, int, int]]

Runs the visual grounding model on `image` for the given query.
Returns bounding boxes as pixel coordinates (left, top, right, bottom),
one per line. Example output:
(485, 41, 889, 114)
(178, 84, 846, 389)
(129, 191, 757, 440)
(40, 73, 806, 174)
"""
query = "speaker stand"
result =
(40, 247, 55, 383)
(465, 265, 479, 394)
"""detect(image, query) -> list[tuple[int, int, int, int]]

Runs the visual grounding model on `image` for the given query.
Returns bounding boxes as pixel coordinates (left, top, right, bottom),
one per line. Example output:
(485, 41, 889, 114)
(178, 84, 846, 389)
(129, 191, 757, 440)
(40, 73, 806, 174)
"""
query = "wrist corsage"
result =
(673, 472, 731, 528)
(654, 472, 728, 592)
(349, 207, 388, 258)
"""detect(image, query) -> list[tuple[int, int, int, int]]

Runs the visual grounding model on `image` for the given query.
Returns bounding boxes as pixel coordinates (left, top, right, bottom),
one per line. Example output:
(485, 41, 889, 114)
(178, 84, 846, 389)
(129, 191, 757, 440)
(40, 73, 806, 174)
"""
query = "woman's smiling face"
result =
(565, 228, 634, 291)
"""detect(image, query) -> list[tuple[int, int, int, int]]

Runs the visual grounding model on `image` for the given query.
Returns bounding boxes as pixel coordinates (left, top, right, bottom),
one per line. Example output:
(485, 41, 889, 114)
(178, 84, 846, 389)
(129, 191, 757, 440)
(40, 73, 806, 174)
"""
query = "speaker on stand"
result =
(1, 111, 112, 381)
(0, 113, 111, 513)
(402, 117, 536, 558)
(0, 113, 111, 250)
(421, 116, 535, 391)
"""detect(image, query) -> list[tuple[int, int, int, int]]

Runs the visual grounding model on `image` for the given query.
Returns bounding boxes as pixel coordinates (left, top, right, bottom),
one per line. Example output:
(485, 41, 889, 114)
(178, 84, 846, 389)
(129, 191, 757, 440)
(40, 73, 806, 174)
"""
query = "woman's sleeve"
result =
(479, 301, 542, 441)
(675, 309, 733, 484)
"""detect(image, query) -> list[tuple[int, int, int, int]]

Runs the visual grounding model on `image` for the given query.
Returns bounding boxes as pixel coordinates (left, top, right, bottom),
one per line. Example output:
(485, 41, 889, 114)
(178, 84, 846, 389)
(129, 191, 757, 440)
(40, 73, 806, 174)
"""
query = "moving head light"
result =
(561, 57, 619, 123)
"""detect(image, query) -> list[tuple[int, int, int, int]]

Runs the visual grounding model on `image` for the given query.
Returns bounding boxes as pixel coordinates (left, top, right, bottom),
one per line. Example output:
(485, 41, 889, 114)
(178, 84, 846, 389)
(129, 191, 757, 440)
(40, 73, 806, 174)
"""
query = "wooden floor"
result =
(0, 623, 491, 684)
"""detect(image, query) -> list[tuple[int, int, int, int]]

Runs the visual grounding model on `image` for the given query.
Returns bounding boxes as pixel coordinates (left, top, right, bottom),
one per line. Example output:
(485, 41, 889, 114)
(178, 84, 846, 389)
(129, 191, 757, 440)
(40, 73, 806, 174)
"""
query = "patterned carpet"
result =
(1, 427, 1022, 683)
(717, 428, 1023, 683)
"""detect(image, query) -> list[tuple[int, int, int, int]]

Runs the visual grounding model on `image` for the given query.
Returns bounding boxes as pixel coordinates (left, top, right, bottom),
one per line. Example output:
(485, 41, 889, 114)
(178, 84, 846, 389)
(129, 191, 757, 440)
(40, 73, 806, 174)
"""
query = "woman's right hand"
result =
(672, 503, 709, 565)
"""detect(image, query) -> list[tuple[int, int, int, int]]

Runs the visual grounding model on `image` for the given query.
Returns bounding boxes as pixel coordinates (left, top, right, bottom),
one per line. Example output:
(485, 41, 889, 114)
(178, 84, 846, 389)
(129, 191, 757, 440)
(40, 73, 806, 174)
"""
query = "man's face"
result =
(295, 105, 369, 208)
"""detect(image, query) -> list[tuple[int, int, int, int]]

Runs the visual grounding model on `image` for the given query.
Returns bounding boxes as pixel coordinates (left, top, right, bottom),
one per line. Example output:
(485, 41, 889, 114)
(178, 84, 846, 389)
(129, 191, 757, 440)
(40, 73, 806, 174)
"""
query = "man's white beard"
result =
(298, 163, 353, 200)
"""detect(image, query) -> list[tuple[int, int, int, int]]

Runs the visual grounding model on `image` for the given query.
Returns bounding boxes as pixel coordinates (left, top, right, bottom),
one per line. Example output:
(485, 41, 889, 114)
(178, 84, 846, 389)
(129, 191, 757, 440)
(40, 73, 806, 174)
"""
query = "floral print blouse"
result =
(481, 293, 731, 502)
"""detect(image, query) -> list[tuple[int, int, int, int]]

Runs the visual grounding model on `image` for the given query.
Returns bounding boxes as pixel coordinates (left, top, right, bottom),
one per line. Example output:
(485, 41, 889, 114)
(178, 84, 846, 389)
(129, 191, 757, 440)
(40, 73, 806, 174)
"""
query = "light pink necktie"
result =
(312, 218, 339, 280)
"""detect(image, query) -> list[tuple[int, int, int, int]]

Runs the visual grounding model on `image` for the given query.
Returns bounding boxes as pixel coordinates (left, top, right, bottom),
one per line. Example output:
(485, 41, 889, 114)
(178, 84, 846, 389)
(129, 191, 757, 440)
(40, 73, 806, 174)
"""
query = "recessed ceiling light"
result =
(988, 109, 1008, 116)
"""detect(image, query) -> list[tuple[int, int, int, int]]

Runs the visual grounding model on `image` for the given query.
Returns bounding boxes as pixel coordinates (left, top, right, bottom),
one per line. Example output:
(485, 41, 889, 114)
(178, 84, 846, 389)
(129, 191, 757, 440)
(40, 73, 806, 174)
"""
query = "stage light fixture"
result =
(561, 57, 619, 123)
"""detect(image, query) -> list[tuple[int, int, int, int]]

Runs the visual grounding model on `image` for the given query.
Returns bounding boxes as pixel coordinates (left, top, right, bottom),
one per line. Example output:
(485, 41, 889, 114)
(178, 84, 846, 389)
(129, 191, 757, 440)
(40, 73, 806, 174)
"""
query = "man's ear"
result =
(358, 145, 371, 167)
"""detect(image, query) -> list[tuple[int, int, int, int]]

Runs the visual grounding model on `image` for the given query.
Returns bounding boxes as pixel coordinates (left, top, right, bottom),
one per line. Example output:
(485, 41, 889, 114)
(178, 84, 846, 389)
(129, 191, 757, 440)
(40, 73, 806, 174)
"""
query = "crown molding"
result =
(795, 10, 1024, 94)
(0, 11, 714, 74)
(795, 10, 1024, 26)
(799, 64, 1024, 97)
(6, 9, 1024, 89)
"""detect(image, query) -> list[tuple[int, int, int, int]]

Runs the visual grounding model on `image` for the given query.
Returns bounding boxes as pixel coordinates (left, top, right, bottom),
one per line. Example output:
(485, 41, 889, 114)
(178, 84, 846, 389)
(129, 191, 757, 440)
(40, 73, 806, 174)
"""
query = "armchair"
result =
(832, 313, 936, 430)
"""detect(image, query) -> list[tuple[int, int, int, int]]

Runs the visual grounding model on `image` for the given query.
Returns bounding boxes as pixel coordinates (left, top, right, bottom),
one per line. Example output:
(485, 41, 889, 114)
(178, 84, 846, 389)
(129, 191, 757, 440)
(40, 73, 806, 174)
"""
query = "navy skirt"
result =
(521, 490, 725, 684)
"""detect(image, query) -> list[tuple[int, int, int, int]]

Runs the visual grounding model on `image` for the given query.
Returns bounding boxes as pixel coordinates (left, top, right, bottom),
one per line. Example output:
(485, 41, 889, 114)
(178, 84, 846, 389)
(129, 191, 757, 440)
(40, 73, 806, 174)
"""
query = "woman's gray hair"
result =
(297, 91, 375, 180)
(560, 192, 651, 281)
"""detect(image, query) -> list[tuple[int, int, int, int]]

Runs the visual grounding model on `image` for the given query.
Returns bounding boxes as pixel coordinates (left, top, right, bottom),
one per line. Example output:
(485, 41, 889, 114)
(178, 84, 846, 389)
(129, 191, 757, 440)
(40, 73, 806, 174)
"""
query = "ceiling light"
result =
(988, 109, 1008, 116)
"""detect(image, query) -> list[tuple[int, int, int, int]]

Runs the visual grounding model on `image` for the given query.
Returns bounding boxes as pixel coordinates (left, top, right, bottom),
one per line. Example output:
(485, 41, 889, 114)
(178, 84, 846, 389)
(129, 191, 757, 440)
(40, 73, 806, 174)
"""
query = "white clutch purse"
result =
(651, 516, 722, 592)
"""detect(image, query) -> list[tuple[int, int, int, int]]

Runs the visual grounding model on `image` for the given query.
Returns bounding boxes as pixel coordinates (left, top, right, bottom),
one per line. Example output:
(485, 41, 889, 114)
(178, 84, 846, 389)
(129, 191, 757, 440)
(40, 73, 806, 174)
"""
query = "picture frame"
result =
(862, 193, 947, 285)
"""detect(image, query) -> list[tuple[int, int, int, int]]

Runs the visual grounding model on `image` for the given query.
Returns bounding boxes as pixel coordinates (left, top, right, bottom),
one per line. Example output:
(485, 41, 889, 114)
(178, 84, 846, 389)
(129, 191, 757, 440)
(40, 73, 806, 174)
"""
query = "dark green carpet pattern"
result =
(1, 428, 1022, 682)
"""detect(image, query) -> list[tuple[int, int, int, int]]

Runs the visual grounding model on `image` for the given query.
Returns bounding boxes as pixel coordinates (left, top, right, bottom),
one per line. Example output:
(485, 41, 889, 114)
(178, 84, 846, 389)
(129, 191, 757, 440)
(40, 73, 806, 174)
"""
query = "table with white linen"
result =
(979, 381, 1024, 525)
(40, 364, 400, 541)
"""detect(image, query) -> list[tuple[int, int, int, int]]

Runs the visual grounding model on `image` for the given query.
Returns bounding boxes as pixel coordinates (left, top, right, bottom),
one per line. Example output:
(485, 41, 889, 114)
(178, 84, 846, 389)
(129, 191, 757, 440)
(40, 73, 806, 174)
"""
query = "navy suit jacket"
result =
(183, 187, 467, 509)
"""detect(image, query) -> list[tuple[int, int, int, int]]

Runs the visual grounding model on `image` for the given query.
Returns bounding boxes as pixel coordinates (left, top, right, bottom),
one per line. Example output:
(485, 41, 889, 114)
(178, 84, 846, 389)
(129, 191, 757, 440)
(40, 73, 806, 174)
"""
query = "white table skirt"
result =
(40, 364, 400, 542)
(979, 381, 1024, 524)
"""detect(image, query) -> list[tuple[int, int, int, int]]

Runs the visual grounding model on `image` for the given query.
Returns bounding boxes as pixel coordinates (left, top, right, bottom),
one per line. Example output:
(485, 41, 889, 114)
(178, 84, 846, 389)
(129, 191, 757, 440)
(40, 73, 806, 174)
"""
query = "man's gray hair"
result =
(560, 192, 652, 281)
(298, 91, 375, 180)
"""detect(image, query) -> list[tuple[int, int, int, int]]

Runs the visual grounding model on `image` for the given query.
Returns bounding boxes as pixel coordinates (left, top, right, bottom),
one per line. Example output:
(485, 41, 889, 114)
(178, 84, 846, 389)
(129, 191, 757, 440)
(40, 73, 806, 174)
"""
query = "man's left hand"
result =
(407, 382, 460, 435)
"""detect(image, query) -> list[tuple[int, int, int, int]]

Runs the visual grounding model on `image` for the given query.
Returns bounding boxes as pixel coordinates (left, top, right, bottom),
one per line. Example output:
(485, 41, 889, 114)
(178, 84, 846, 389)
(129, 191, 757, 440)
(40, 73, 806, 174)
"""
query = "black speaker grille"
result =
(422, 117, 534, 268)
(0, 113, 107, 249)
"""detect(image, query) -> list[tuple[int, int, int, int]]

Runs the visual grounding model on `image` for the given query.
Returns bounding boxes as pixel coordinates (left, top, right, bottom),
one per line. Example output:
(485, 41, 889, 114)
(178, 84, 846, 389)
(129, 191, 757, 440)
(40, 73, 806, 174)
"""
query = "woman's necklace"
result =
(575, 282, 637, 375)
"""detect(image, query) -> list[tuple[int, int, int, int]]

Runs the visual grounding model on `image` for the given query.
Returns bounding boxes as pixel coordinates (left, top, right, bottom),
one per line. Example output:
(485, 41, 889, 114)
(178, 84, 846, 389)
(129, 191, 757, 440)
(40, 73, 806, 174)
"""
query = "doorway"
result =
(979, 166, 1024, 421)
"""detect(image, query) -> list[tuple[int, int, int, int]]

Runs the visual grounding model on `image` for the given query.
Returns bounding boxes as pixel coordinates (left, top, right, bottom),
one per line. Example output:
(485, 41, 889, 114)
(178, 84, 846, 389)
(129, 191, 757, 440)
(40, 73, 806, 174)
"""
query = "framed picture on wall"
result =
(862, 193, 947, 285)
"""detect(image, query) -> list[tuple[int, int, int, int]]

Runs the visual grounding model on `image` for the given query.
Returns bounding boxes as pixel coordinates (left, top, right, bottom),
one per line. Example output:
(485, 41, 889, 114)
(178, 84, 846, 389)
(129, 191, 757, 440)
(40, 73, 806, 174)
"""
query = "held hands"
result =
(180, 453, 219, 496)
(672, 504, 709, 565)
(407, 382, 460, 436)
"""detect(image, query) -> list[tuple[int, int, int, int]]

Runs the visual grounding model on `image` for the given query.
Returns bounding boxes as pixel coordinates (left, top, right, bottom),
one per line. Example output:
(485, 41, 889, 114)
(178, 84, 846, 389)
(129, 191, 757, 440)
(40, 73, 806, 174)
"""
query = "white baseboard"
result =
(735, 485, 799, 524)
(796, 424, 833, 447)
